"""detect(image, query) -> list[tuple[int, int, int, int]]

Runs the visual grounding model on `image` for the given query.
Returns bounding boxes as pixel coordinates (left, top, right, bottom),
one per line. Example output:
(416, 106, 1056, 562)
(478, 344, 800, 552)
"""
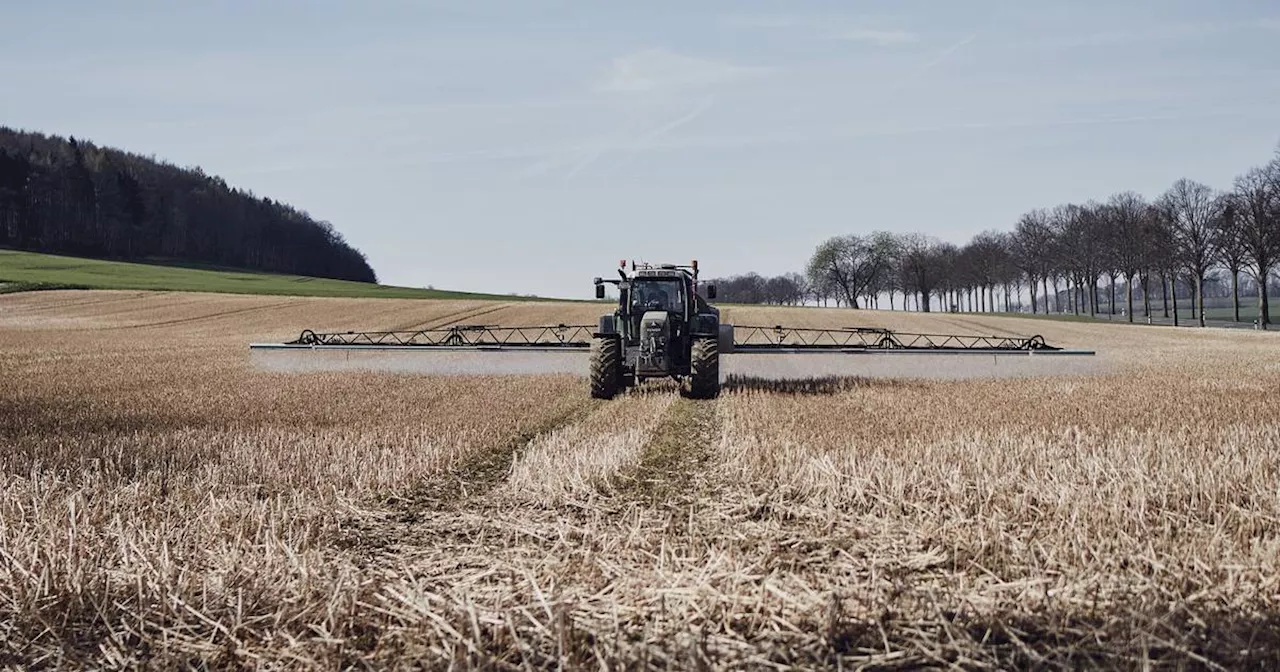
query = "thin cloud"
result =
(724, 11, 921, 46)
(525, 97, 717, 181)
(555, 141, 613, 181)
(618, 105, 1272, 154)
(237, 103, 1274, 178)
(831, 28, 920, 46)
(721, 14, 807, 29)
(918, 33, 978, 72)
(629, 97, 716, 147)
(596, 49, 773, 94)
(1035, 20, 1280, 49)
(595, 96, 716, 176)
(884, 32, 978, 95)
(524, 50, 751, 180)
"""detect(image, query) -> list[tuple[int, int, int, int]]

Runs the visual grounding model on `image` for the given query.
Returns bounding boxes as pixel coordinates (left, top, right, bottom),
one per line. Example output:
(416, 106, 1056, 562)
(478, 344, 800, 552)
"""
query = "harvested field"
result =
(3, 290, 1280, 668)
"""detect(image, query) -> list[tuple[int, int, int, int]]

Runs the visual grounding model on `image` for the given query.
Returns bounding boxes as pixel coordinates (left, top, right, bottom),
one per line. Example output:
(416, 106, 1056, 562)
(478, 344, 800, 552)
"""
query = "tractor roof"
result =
(628, 262, 695, 281)
(632, 268, 690, 280)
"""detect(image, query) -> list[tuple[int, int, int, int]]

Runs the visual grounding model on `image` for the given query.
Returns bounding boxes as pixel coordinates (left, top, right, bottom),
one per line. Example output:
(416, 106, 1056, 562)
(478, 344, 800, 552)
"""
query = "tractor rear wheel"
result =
(684, 337, 719, 399)
(589, 335, 622, 399)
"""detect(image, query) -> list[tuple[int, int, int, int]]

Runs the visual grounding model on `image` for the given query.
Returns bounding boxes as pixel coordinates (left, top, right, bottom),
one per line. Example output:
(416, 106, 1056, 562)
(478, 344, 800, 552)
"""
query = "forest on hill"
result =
(0, 128, 375, 282)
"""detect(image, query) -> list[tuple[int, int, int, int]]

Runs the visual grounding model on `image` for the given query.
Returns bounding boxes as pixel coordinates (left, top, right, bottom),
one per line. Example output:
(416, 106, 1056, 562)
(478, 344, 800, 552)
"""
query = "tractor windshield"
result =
(631, 279, 684, 313)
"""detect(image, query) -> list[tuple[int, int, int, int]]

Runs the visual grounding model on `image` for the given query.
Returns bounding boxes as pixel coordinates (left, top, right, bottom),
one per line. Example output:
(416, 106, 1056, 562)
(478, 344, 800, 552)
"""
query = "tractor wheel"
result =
(589, 335, 622, 399)
(684, 337, 720, 399)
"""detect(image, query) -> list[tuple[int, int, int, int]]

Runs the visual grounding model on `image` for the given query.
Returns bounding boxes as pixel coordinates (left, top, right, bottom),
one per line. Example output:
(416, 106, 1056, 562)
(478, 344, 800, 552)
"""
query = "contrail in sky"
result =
(563, 95, 716, 179)
(889, 32, 978, 94)
(629, 96, 716, 151)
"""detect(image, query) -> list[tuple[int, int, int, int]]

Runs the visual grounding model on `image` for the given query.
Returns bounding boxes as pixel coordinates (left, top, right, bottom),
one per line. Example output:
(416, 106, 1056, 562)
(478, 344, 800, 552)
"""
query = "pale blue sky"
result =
(4, 1, 1278, 297)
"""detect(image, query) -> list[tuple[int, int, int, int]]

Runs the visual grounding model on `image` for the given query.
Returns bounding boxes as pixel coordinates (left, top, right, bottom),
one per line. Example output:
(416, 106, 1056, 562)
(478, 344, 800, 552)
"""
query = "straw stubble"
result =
(2, 290, 1279, 668)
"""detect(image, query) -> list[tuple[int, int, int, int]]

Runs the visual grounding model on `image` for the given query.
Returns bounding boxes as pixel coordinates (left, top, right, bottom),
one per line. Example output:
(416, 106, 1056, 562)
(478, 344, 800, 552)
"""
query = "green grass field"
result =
(0, 249, 540, 300)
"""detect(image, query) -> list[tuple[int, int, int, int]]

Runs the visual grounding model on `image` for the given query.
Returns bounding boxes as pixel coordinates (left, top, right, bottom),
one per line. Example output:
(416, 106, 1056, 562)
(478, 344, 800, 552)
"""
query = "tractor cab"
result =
(630, 277, 685, 315)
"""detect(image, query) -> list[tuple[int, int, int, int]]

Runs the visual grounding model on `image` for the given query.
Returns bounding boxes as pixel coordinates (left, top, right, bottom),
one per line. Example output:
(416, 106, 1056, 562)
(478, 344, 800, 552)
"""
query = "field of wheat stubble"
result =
(2, 289, 1279, 668)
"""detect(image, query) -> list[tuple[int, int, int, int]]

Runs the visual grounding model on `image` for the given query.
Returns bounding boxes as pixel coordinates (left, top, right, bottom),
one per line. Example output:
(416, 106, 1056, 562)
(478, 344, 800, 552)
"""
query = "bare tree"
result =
(1138, 204, 1166, 320)
(809, 273, 836, 307)
(992, 232, 1020, 312)
(1050, 204, 1100, 315)
(762, 275, 791, 305)
(712, 273, 765, 303)
(963, 231, 1013, 313)
(806, 235, 880, 309)
(1079, 203, 1110, 316)
(1213, 194, 1248, 322)
(898, 234, 944, 312)
(933, 242, 961, 312)
(1012, 209, 1056, 314)
(1233, 160, 1280, 328)
(1159, 179, 1221, 327)
(1146, 205, 1182, 324)
(1103, 192, 1154, 322)
(784, 272, 810, 306)
(867, 231, 903, 310)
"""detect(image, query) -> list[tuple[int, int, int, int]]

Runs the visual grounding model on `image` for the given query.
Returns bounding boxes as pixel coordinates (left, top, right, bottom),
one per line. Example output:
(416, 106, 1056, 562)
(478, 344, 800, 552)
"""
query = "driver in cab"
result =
(634, 282, 679, 313)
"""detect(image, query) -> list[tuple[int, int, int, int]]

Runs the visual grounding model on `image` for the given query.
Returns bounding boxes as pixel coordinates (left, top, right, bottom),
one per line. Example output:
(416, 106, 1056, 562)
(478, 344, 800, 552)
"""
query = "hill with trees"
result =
(0, 127, 375, 283)
(708, 146, 1280, 328)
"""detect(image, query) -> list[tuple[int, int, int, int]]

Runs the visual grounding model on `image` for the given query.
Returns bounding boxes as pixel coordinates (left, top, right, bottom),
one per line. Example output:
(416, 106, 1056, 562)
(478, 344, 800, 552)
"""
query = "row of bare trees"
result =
(700, 272, 809, 305)
(714, 148, 1280, 328)
(1006, 172, 1278, 328)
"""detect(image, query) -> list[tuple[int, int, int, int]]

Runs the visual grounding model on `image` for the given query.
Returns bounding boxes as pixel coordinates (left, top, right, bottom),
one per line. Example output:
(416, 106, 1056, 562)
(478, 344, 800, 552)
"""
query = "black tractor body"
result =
(590, 261, 729, 399)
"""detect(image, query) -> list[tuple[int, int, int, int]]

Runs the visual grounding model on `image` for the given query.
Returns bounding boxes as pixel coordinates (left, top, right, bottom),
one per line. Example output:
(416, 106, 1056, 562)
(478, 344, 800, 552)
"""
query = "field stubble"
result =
(2, 290, 1280, 668)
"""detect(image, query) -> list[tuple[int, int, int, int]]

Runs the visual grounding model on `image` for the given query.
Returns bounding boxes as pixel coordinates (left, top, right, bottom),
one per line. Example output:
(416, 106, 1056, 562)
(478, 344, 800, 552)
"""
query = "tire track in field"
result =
(340, 391, 718, 561)
(933, 315, 1023, 337)
(52, 296, 219, 327)
(338, 397, 603, 554)
(5, 291, 161, 313)
(426, 302, 513, 328)
(383, 304, 479, 332)
(615, 395, 721, 505)
(396, 396, 602, 511)
(88, 300, 302, 331)
(385, 302, 513, 332)
(500, 388, 678, 505)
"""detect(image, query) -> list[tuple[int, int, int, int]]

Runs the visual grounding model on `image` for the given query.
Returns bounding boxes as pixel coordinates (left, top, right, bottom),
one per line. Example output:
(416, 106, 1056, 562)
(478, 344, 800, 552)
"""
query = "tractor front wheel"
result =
(589, 335, 622, 399)
(684, 337, 720, 399)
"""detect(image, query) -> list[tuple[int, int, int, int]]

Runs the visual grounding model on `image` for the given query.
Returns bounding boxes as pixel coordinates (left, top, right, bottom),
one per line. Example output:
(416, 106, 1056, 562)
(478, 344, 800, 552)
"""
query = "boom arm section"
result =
(728, 326, 1093, 355)
(257, 325, 594, 350)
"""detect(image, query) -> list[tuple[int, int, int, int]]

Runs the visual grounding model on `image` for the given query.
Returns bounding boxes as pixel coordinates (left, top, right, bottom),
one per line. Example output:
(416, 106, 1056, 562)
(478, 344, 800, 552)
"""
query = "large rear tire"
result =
(684, 337, 719, 399)
(589, 335, 622, 399)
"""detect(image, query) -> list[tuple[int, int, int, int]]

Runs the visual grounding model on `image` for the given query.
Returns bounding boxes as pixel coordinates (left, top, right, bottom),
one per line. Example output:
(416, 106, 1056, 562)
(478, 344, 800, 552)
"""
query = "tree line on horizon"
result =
(708, 146, 1280, 328)
(0, 128, 376, 283)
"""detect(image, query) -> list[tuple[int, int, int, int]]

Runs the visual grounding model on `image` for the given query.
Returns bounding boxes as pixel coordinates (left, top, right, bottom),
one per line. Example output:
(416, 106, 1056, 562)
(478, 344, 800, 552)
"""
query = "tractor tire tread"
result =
(589, 336, 622, 399)
(685, 337, 720, 399)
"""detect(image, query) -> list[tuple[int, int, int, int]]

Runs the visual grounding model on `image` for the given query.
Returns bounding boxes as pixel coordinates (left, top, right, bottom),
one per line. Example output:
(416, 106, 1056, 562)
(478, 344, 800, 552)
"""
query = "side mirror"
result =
(706, 284, 717, 300)
(595, 283, 606, 300)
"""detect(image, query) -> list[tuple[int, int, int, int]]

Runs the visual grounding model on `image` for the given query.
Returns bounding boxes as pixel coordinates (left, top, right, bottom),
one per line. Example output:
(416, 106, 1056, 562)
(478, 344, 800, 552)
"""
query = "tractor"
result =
(590, 260, 731, 399)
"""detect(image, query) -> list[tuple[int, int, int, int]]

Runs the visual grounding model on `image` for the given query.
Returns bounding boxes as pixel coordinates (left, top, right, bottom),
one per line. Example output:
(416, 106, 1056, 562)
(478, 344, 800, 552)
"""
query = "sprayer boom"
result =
(251, 324, 1092, 356)
(250, 260, 1095, 399)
